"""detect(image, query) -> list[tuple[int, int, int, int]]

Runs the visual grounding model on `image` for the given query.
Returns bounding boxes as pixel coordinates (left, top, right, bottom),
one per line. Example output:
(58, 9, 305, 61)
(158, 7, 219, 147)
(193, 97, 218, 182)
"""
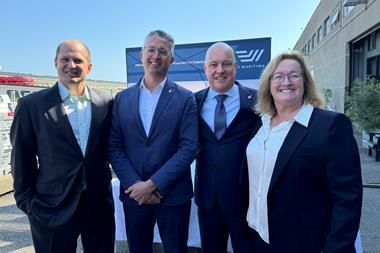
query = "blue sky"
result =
(0, 0, 319, 82)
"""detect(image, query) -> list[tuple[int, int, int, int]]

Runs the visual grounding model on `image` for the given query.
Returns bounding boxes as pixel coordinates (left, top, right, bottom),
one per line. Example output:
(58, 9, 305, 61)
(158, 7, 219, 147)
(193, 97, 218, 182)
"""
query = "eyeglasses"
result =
(270, 71, 303, 83)
(144, 47, 171, 57)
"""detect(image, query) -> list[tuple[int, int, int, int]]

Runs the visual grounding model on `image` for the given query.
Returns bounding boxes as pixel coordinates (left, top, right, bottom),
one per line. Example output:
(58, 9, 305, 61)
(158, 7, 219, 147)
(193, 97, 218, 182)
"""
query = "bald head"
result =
(204, 42, 237, 93)
(204, 42, 236, 63)
(55, 39, 91, 63)
(54, 39, 93, 92)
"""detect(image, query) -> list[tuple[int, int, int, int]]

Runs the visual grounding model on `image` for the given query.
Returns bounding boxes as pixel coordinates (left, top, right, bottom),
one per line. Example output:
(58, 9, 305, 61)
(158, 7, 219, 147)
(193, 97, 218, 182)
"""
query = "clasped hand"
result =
(125, 179, 162, 205)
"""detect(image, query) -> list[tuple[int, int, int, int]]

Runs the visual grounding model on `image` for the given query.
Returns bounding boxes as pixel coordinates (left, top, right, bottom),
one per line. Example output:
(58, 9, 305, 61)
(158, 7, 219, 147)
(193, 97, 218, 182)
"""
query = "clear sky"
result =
(0, 0, 320, 82)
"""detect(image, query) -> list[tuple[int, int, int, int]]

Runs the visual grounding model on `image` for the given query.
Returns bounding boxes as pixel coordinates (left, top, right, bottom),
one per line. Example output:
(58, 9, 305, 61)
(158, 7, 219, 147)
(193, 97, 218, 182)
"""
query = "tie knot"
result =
(215, 94, 227, 103)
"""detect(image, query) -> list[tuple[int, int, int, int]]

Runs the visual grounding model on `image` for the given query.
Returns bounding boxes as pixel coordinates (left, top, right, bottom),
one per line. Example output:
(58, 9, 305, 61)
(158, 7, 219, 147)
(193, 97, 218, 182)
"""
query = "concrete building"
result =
(294, 0, 380, 112)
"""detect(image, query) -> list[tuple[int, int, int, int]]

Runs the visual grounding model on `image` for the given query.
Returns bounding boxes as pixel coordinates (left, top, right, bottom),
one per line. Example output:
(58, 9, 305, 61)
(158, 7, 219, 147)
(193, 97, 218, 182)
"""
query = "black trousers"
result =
(198, 203, 253, 253)
(249, 229, 273, 253)
(28, 191, 115, 253)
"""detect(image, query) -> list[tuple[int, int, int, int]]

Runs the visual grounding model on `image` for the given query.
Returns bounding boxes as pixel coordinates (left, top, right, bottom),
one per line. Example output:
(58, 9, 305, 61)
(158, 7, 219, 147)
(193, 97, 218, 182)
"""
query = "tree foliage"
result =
(345, 78, 380, 132)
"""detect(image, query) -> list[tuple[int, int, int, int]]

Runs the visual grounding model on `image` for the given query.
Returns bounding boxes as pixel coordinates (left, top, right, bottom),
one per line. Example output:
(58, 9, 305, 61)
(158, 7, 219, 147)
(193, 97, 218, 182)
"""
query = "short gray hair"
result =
(143, 30, 175, 56)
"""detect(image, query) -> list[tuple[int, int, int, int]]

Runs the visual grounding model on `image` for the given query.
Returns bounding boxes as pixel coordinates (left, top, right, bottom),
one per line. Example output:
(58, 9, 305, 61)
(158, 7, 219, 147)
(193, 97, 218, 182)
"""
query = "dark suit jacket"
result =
(194, 83, 260, 214)
(10, 83, 114, 229)
(252, 108, 362, 253)
(107, 79, 198, 206)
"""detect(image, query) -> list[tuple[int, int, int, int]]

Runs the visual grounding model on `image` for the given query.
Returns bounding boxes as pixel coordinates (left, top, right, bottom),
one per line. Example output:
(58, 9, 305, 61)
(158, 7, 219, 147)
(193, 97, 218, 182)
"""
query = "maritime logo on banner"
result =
(126, 38, 271, 83)
(235, 49, 265, 63)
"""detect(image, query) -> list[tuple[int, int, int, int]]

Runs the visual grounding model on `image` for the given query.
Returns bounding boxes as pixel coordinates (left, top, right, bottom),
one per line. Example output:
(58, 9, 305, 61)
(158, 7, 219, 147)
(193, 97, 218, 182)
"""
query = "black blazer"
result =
(251, 108, 362, 253)
(195, 82, 260, 214)
(10, 83, 114, 228)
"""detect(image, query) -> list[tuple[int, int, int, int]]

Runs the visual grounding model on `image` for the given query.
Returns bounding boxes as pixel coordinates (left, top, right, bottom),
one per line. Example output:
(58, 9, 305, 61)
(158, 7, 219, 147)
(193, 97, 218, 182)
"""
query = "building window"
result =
(343, 6, 354, 16)
(331, 11, 340, 29)
(312, 33, 316, 49)
(317, 26, 322, 43)
(351, 30, 380, 83)
(7, 90, 21, 103)
(366, 56, 379, 79)
(323, 16, 331, 37)
(351, 40, 365, 82)
(368, 32, 376, 51)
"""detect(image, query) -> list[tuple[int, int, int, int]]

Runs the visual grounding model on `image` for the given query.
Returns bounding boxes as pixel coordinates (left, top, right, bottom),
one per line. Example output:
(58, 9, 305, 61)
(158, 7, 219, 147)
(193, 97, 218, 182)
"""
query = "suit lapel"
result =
(269, 121, 309, 191)
(45, 84, 82, 154)
(196, 88, 216, 138)
(197, 83, 256, 141)
(147, 80, 175, 138)
(196, 88, 209, 111)
(85, 88, 108, 156)
(195, 88, 218, 141)
(132, 81, 149, 140)
(227, 84, 255, 130)
(238, 84, 255, 111)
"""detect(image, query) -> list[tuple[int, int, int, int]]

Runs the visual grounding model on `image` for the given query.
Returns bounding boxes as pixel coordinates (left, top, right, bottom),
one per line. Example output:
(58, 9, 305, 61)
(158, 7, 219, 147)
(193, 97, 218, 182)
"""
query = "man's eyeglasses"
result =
(144, 47, 171, 57)
(270, 72, 303, 83)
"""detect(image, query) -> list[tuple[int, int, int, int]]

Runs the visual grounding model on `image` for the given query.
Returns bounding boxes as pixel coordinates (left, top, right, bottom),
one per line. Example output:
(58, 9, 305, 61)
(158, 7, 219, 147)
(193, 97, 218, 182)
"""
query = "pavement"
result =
(0, 175, 12, 196)
(0, 144, 379, 253)
(356, 147, 380, 253)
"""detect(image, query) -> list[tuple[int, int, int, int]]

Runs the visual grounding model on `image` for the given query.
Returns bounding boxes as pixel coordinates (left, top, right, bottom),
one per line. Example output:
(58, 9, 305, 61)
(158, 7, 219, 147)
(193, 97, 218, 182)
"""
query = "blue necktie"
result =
(214, 94, 227, 140)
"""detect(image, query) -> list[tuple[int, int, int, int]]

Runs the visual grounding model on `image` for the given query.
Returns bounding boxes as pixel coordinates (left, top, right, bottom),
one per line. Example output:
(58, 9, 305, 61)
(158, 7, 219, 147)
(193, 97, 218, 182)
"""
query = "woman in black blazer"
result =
(246, 51, 362, 253)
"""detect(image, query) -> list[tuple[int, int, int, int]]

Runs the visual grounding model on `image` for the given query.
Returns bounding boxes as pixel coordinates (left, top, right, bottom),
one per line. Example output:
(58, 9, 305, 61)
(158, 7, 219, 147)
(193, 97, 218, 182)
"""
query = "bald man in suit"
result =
(11, 39, 115, 253)
(195, 42, 260, 253)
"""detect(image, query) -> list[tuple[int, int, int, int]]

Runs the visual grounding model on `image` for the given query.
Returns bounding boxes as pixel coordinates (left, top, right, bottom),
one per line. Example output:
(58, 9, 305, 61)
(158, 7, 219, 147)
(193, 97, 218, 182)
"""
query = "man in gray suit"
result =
(10, 39, 115, 253)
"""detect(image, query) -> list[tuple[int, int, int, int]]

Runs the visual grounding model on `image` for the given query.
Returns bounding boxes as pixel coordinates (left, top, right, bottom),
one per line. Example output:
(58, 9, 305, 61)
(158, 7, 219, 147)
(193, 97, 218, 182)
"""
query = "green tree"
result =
(346, 78, 380, 132)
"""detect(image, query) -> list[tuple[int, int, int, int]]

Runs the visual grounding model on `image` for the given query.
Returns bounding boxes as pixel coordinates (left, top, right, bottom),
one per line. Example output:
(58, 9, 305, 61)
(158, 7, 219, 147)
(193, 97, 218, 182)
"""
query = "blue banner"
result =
(126, 37, 271, 85)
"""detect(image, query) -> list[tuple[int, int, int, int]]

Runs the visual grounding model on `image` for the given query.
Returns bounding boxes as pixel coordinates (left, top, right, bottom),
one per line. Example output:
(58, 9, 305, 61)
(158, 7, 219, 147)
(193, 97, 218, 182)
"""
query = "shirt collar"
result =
(140, 77, 167, 92)
(208, 83, 238, 100)
(262, 103, 314, 128)
(58, 81, 91, 102)
(293, 103, 313, 127)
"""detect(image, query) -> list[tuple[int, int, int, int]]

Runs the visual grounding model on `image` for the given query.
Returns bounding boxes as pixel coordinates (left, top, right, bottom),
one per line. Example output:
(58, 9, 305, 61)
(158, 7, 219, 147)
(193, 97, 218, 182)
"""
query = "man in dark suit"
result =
(194, 42, 260, 253)
(10, 39, 115, 253)
(107, 30, 198, 253)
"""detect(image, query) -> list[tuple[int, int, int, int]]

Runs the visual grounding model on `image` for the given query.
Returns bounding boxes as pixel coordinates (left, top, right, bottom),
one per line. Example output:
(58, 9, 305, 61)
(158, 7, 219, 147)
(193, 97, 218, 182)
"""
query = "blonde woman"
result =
(246, 51, 362, 253)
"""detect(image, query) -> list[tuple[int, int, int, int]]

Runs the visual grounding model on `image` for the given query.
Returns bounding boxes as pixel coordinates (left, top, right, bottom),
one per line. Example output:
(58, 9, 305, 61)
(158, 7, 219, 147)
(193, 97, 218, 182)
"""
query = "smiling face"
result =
(270, 59, 304, 111)
(140, 34, 174, 80)
(55, 40, 92, 88)
(204, 43, 237, 93)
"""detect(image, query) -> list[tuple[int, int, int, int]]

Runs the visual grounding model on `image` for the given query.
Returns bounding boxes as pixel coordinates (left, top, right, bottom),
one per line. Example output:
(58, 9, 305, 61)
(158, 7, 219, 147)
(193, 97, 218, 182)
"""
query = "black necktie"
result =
(214, 94, 227, 140)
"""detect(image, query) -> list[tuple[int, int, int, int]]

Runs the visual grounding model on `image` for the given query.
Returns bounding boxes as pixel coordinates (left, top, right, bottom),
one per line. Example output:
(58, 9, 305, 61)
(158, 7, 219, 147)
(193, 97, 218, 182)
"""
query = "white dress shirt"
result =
(58, 82, 92, 155)
(246, 104, 313, 244)
(139, 77, 166, 136)
(200, 83, 240, 132)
